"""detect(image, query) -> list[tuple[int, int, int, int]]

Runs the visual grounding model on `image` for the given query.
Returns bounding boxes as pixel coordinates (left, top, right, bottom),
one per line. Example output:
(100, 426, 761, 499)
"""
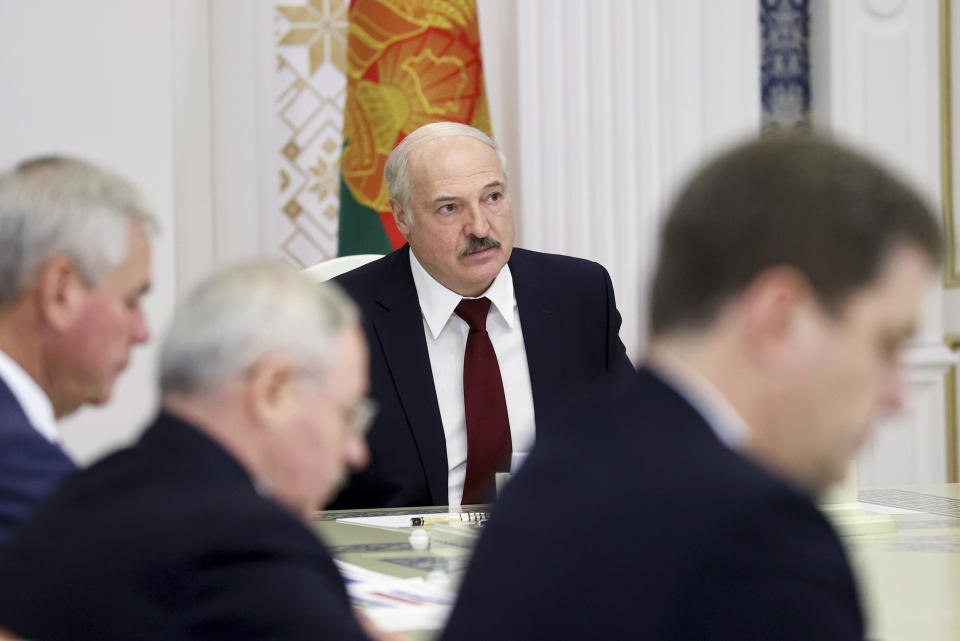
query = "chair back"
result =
(301, 254, 383, 283)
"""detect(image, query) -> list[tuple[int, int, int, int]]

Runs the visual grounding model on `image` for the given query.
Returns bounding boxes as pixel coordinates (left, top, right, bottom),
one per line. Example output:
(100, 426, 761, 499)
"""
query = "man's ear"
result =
(35, 257, 88, 332)
(389, 199, 412, 238)
(246, 357, 298, 430)
(739, 266, 816, 369)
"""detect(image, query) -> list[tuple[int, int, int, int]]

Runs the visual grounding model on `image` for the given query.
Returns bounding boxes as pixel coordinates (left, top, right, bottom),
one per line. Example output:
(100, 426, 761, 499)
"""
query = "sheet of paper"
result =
(337, 561, 407, 584)
(361, 603, 451, 632)
(335, 513, 427, 528)
(337, 561, 454, 632)
(859, 501, 924, 515)
(335, 512, 482, 529)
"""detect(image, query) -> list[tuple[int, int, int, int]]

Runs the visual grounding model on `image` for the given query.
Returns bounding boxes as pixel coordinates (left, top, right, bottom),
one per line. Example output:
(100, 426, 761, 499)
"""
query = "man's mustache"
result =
(459, 236, 501, 258)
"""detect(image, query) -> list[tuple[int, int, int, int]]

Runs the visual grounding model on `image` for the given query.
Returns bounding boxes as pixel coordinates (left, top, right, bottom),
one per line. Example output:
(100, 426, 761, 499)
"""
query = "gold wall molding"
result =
(944, 333, 960, 482)
(941, 0, 960, 286)
(940, 6, 959, 480)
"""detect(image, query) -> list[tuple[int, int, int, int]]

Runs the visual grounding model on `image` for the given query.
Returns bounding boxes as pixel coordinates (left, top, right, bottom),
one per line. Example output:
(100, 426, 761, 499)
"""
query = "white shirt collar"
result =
(0, 348, 59, 443)
(409, 250, 516, 339)
(647, 353, 750, 451)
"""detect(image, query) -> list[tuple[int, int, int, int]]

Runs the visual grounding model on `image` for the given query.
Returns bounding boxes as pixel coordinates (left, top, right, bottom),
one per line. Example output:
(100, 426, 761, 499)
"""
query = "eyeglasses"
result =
(286, 365, 379, 435)
(287, 366, 378, 435)
(348, 397, 378, 436)
(314, 386, 378, 436)
(244, 363, 379, 435)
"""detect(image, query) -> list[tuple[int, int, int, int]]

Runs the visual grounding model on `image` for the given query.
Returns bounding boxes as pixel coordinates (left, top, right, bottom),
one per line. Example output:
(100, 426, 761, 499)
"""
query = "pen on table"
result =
(410, 512, 488, 526)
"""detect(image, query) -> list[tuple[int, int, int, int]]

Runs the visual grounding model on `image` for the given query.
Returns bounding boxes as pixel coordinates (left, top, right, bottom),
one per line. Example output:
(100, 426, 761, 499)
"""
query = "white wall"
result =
(812, 0, 957, 485)
(0, 1, 282, 463)
(5, 0, 949, 483)
(148, 0, 764, 365)
(0, 0, 762, 463)
(0, 0, 179, 462)
(476, 0, 760, 359)
(222, 0, 959, 484)
(172, 0, 275, 299)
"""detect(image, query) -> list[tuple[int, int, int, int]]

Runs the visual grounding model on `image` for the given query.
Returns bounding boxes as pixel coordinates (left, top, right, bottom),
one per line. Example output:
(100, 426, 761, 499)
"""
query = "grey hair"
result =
(384, 121, 508, 211)
(0, 155, 157, 305)
(160, 260, 359, 396)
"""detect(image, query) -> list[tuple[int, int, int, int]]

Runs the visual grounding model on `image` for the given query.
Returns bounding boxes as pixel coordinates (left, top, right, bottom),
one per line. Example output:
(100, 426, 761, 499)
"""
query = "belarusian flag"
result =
(338, 0, 492, 256)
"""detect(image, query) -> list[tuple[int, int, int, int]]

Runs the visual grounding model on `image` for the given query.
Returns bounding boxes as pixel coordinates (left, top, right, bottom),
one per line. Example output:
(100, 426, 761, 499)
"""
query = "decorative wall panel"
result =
(273, 0, 348, 267)
(760, 0, 811, 134)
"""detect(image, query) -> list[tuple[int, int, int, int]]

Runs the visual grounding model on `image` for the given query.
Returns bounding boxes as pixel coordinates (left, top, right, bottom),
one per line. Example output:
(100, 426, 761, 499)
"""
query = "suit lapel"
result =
(511, 250, 565, 427)
(0, 375, 32, 433)
(371, 247, 449, 505)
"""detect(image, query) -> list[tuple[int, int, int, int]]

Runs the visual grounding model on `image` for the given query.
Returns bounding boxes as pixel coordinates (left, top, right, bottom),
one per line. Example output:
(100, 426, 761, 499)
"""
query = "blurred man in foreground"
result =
(0, 156, 155, 541)
(442, 137, 942, 641)
(0, 262, 395, 640)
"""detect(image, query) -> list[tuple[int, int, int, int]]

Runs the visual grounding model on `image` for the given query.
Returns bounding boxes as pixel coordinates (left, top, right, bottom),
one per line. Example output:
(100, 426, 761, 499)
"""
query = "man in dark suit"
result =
(333, 122, 632, 509)
(441, 137, 943, 640)
(0, 156, 154, 542)
(0, 262, 402, 641)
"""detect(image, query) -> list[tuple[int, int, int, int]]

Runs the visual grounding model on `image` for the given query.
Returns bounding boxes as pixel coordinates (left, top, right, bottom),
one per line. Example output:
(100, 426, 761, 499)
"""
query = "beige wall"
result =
(1, 0, 953, 482)
(0, 0, 178, 462)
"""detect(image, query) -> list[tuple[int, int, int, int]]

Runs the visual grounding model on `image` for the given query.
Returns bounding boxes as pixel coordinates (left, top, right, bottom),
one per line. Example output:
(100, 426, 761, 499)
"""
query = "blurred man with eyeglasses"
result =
(0, 261, 401, 641)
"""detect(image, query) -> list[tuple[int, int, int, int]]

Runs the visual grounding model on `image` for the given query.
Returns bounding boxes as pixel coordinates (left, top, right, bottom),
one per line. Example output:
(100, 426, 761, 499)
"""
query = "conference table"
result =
(314, 484, 960, 641)
(852, 484, 960, 641)
(314, 505, 473, 641)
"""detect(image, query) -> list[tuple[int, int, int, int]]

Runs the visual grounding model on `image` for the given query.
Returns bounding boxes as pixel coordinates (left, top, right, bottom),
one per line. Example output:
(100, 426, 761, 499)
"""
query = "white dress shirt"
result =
(647, 353, 750, 452)
(409, 252, 536, 508)
(0, 348, 59, 444)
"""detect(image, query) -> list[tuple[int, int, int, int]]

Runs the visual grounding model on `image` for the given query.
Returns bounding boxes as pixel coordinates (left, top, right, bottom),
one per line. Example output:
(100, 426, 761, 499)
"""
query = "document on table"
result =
(337, 561, 455, 632)
(336, 512, 484, 529)
(859, 501, 924, 515)
(336, 513, 425, 528)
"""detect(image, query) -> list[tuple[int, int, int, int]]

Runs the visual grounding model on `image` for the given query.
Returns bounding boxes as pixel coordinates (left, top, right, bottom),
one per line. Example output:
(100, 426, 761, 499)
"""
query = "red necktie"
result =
(455, 297, 512, 505)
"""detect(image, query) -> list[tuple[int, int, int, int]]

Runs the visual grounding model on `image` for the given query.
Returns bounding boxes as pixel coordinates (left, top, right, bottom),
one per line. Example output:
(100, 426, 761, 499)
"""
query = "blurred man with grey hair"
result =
(0, 155, 155, 542)
(333, 121, 633, 510)
(0, 261, 401, 641)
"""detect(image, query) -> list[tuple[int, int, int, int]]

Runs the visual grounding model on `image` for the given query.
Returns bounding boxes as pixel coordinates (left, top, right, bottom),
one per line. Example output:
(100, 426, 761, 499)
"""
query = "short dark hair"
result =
(649, 136, 942, 336)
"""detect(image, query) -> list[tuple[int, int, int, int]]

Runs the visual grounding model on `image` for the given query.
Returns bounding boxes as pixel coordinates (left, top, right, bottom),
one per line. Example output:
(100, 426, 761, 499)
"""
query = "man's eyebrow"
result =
(430, 181, 507, 205)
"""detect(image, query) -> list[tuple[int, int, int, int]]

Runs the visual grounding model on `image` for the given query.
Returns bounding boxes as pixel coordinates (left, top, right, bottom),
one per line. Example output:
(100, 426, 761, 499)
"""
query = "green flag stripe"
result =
(337, 175, 393, 257)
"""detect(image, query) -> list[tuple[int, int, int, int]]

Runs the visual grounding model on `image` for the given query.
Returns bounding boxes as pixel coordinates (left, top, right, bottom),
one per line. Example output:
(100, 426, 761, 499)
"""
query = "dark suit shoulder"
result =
(334, 245, 611, 303)
(333, 247, 406, 294)
(509, 247, 609, 282)
(707, 484, 855, 584)
(0, 381, 75, 543)
(43, 415, 323, 555)
(676, 484, 863, 641)
(542, 369, 816, 519)
(442, 369, 861, 641)
(0, 414, 361, 641)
